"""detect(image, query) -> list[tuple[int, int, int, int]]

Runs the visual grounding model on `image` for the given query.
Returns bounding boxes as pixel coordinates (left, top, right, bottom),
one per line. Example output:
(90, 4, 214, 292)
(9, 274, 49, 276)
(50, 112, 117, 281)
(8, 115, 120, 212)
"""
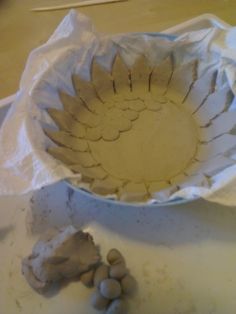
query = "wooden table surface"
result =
(1, 0, 236, 99)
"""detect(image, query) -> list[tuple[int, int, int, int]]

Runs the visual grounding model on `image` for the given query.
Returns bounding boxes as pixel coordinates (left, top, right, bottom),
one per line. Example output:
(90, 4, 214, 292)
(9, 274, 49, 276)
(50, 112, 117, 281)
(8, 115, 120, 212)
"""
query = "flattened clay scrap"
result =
(184, 68, 216, 114)
(92, 59, 115, 102)
(148, 181, 170, 194)
(150, 56, 173, 95)
(119, 182, 147, 202)
(45, 130, 88, 152)
(22, 226, 100, 293)
(194, 87, 233, 126)
(91, 176, 123, 195)
(112, 54, 131, 93)
(69, 165, 108, 180)
(48, 146, 98, 167)
(91, 290, 110, 311)
(72, 74, 102, 112)
(166, 60, 197, 103)
(130, 55, 151, 95)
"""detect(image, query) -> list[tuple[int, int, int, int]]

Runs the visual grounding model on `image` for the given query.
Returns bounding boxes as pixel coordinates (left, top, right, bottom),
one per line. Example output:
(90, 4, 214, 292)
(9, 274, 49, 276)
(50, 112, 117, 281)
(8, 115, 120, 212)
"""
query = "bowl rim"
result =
(65, 180, 198, 207)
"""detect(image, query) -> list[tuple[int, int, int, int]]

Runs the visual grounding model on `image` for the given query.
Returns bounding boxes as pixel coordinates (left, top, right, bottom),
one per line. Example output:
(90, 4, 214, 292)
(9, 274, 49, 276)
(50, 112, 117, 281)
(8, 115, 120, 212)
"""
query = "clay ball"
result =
(121, 275, 136, 295)
(109, 263, 128, 280)
(106, 299, 128, 314)
(90, 290, 110, 311)
(107, 249, 125, 265)
(93, 264, 109, 288)
(100, 278, 122, 300)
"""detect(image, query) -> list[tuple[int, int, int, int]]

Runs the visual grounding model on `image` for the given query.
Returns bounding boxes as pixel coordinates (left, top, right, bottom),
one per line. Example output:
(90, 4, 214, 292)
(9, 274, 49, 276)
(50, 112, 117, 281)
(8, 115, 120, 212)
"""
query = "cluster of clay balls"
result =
(80, 248, 136, 314)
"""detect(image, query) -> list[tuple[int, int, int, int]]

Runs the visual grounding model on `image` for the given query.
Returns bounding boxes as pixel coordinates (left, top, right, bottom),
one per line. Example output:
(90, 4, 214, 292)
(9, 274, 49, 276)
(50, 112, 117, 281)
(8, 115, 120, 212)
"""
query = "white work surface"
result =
(1, 2, 236, 314)
(1, 184, 236, 314)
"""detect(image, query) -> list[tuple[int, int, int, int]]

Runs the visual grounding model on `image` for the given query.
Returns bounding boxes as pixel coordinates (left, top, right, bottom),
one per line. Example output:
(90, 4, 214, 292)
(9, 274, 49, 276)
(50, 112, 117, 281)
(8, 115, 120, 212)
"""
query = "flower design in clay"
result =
(45, 50, 236, 203)
(85, 107, 133, 141)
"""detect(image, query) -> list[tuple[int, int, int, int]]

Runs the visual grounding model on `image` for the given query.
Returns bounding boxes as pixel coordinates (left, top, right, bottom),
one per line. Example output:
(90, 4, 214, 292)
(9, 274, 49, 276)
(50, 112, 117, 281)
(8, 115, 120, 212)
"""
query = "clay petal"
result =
(150, 56, 173, 95)
(128, 99, 145, 112)
(184, 67, 216, 114)
(45, 130, 88, 152)
(91, 59, 114, 102)
(91, 176, 123, 194)
(119, 182, 148, 202)
(59, 90, 85, 115)
(48, 147, 99, 167)
(166, 60, 198, 104)
(86, 127, 102, 141)
(130, 55, 151, 95)
(70, 122, 86, 138)
(101, 126, 120, 141)
(47, 108, 73, 132)
(111, 116, 132, 132)
(69, 164, 108, 180)
(123, 109, 139, 121)
(112, 54, 131, 94)
(72, 74, 102, 112)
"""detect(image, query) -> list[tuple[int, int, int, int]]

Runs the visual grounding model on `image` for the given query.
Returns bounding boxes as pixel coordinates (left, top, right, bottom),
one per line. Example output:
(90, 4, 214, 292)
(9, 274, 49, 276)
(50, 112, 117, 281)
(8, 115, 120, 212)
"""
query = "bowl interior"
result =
(43, 46, 235, 204)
